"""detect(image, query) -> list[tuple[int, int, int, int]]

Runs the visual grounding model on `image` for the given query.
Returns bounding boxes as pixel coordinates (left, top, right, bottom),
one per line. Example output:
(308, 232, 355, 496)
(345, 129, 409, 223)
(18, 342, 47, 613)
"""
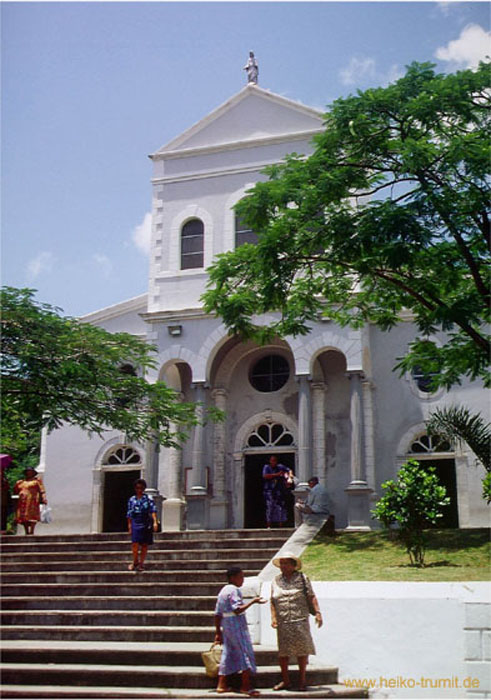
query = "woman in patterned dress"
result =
(270, 554, 323, 692)
(126, 478, 158, 572)
(214, 566, 266, 696)
(14, 467, 47, 535)
(262, 456, 292, 528)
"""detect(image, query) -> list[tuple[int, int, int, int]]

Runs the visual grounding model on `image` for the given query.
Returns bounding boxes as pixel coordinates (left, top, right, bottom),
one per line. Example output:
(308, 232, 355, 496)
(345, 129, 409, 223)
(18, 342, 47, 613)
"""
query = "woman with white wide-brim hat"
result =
(270, 553, 323, 692)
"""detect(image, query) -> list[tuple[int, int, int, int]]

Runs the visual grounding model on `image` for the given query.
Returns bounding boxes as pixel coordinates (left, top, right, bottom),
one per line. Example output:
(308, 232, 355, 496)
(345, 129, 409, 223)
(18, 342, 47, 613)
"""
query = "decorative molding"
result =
(151, 132, 321, 168)
(141, 308, 210, 323)
(151, 83, 324, 158)
(81, 294, 148, 324)
(234, 411, 298, 454)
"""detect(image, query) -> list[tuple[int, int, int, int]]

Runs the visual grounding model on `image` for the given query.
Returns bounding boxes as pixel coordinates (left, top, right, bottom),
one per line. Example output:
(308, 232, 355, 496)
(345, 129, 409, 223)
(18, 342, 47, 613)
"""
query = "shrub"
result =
(372, 459, 450, 567)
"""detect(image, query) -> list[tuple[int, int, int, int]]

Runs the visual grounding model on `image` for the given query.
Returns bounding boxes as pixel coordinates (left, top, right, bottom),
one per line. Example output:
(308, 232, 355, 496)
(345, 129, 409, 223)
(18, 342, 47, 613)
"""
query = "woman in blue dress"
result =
(262, 455, 292, 528)
(214, 566, 266, 696)
(126, 478, 158, 572)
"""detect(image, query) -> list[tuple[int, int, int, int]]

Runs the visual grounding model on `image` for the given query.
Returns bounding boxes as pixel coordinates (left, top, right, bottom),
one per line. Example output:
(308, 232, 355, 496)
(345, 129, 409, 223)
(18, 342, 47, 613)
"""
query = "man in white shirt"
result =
(295, 477, 330, 520)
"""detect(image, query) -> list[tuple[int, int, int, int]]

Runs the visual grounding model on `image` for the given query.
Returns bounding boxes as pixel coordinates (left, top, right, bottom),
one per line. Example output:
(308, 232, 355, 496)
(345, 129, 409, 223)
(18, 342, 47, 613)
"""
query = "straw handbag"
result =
(201, 642, 222, 677)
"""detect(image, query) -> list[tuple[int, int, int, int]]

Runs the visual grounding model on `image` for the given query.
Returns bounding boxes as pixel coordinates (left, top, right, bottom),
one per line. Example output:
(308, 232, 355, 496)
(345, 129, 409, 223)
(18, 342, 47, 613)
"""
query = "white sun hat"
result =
(272, 552, 302, 570)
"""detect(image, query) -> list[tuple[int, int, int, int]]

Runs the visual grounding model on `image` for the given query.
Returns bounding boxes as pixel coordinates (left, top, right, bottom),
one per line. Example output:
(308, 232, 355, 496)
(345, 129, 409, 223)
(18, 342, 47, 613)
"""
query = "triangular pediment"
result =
(153, 85, 324, 156)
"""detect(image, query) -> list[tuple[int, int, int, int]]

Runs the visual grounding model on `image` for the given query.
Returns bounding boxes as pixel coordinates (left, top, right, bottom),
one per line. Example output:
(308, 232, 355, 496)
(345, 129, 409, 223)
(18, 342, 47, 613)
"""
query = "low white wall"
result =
(256, 581, 491, 699)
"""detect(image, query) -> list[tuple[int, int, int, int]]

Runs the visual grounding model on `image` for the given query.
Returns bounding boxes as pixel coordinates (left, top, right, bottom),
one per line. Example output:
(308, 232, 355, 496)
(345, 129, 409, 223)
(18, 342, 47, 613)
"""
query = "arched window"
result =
(249, 355, 290, 392)
(181, 219, 204, 269)
(103, 446, 142, 466)
(235, 213, 258, 248)
(247, 423, 295, 448)
(409, 434, 452, 454)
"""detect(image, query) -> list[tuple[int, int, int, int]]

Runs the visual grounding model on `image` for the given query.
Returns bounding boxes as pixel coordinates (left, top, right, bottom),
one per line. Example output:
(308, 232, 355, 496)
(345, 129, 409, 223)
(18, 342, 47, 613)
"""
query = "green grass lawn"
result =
(301, 527, 491, 581)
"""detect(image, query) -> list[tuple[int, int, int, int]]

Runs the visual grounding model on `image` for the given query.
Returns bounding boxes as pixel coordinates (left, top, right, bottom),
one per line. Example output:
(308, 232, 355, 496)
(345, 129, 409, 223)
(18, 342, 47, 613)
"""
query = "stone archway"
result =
(233, 412, 298, 528)
(91, 440, 144, 533)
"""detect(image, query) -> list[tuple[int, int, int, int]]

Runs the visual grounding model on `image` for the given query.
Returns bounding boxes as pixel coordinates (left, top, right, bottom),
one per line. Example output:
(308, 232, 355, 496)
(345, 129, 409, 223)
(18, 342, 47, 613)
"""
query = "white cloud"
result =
(383, 64, 405, 86)
(340, 58, 404, 88)
(437, 2, 452, 16)
(435, 24, 491, 69)
(131, 212, 152, 256)
(26, 251, 55, 281)
(340, 57, 376, 86)
(92, 253, 113, 278)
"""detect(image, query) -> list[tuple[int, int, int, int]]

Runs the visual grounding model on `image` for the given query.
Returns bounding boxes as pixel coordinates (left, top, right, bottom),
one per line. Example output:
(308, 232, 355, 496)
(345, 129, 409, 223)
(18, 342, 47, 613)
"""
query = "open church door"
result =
(420, 458, 459, 529)
(244, 453, 296, 529)
(102, 469, 141, 532)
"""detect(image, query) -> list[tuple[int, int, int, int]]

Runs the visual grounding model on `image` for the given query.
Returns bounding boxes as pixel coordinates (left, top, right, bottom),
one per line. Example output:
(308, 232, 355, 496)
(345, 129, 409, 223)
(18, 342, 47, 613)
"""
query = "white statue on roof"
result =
(243, 51, 259, 85)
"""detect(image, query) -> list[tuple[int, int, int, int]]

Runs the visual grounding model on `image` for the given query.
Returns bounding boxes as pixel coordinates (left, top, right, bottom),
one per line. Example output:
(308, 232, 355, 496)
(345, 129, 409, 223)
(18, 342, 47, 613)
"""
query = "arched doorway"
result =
(408, 433, 459, 529)
(243, 422, 296, 528)
(101, 446, 143, 532)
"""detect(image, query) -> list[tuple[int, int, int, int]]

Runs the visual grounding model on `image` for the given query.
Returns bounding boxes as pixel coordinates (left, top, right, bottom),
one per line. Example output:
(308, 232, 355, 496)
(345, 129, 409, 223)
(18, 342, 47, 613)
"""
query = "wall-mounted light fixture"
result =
(167, 325, 182, 337)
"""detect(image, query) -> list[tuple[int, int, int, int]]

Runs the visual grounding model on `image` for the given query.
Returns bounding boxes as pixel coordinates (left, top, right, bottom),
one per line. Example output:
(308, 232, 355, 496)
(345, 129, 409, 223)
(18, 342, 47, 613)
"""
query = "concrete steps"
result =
(1, 662, 339, 688)
(1, 596, 218, 611)
(1, 559, 267, 572)
(1, 685, 367, 699)
(1, 625, 218, 643)
(0, 530, 367, 699)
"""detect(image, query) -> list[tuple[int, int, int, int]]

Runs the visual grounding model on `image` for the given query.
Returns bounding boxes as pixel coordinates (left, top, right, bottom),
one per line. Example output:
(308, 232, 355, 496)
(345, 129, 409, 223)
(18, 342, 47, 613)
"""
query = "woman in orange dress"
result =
(14, 467, 47, 535)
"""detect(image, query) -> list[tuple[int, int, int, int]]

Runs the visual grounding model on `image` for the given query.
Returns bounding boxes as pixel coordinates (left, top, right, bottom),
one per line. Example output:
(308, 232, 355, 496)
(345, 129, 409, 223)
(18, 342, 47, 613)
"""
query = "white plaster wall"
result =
(81, 298, 148, 336)
(42, 424, 144, 534)
(257, 581, 491, 699)
(42, 424, 106, 534)
(370, 322, 490, 528)
(149, 136, 316, 314)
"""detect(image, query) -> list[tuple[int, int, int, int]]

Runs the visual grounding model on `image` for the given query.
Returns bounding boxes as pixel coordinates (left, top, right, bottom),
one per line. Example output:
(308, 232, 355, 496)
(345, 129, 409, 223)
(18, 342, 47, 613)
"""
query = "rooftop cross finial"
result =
(243, 51, 258, 85)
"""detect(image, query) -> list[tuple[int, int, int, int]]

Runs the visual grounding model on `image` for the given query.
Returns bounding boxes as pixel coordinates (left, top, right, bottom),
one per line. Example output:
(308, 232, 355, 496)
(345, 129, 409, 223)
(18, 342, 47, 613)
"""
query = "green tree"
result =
(1, 287, 203, 459)
(203, 62, 490, 390)
(372, 459, 450, 567)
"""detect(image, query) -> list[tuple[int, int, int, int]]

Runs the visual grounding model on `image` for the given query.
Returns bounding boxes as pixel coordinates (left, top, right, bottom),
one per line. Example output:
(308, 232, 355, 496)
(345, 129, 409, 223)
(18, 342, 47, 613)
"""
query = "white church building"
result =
(41, 81, 489, 534)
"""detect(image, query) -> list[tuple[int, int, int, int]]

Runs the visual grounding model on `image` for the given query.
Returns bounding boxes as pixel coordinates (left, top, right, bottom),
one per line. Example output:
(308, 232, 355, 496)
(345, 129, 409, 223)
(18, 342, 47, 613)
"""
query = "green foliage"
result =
(426, 405, 491, 472)
(1, 287, 203, 458)
(482, 472, 491, 503)
(203, 62, 491, 390)
(372, 459, 451, 567)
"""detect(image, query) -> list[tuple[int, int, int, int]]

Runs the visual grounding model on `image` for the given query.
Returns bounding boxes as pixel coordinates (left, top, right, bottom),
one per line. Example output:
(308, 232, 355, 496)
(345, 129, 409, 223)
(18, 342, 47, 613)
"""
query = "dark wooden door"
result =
(103, 470, 141, 532)
(244, 453, 296, 528)
(418, 458, 459, 528)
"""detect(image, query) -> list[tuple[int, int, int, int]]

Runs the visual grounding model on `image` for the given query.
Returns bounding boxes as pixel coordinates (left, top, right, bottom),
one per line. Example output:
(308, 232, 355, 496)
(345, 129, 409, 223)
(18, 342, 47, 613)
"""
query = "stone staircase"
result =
(0, 530, 368, 699)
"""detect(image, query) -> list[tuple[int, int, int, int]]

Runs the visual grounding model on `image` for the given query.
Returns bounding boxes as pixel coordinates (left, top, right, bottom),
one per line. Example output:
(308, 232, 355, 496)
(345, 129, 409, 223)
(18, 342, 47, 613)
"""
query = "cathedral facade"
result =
(41, 84, 489, 534)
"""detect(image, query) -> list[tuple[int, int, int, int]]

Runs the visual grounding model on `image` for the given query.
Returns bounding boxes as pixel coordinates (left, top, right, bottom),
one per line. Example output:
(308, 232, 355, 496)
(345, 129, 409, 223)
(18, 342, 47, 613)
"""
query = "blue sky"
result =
(2, 1, 489, 317)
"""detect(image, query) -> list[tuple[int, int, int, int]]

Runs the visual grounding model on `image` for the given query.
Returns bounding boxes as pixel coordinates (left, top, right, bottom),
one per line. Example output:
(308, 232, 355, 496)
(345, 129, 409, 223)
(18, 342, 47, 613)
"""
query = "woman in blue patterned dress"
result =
(126, 478, 158, 572)
(214, 566, 266, 696)
(262, 455, 292, 528)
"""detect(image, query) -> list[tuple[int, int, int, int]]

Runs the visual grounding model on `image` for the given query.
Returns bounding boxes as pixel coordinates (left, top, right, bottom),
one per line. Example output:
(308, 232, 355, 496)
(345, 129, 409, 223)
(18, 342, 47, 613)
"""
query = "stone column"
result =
(311, 381, 327, 482)
(294, 375, 312, 525)
(37, 427, 48, 474)
(209, 388, 228, 529)
(161, 419, 186, 531)
(187, 382, 208, 529)
(345, 371, 372, 529)
(362, 377, 377, 511)
(145, 438, 164, 528)
(297, 375, 312, 485)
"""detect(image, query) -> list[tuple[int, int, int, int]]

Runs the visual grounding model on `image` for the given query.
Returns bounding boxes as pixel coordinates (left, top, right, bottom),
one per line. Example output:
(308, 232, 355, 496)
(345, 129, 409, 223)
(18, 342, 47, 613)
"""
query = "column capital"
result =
(192, 381, 208, 391)
(211, 387, 228, 401)
(345, 370, 365, 380)
(311, 381, 327, 392)
(295, 374, 312, 384)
